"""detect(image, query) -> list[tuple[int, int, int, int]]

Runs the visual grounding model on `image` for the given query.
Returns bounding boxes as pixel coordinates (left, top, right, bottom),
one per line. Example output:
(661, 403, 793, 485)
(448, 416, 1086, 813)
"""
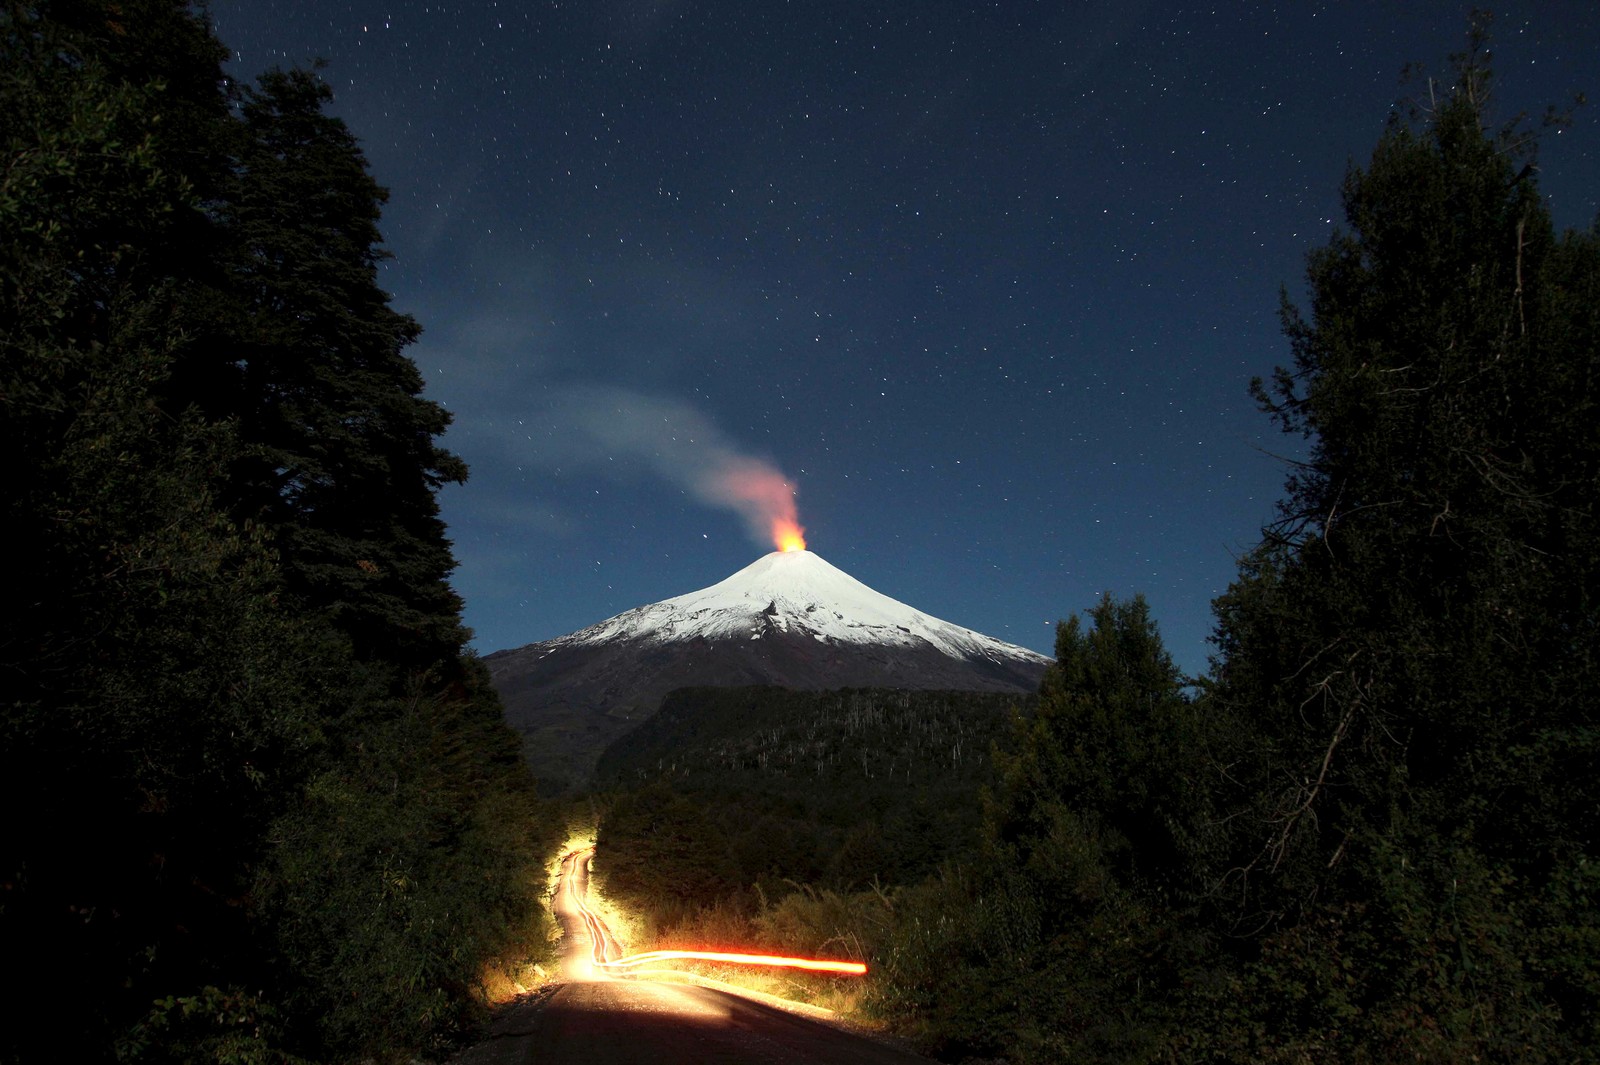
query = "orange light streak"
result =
(563, 846, 863, 981)
(602, 949, 866, 975)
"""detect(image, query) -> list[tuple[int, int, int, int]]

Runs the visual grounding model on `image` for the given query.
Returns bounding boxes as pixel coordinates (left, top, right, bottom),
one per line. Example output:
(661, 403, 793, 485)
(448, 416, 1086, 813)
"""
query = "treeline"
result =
(597, 687, 1023, 923)
(1, 2, 556, 1062)
(595, 34, 1600, 1063)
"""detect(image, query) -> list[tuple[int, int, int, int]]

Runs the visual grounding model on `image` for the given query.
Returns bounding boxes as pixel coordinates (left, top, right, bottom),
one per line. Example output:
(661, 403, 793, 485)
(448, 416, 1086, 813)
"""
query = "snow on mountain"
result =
(552, 549, 1051, 667)
(485, 549, 1051, 788)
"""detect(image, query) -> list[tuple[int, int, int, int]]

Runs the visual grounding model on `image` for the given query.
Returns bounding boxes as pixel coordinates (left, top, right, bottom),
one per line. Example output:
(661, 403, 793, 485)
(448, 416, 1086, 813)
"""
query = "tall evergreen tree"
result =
(991, 596, 1205, 899)
(1203, 25, 1600, 1060)
(208, 67, 469, 669)
(983, 595, 1209, 1064)
(872, 596, 1208, 1064)
(203, 74, 548, 1059)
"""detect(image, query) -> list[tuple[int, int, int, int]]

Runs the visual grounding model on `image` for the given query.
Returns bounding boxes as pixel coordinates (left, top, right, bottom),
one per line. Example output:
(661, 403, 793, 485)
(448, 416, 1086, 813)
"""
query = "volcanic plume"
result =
(695, 455, 805, 554)
(524, 385, 807, 554)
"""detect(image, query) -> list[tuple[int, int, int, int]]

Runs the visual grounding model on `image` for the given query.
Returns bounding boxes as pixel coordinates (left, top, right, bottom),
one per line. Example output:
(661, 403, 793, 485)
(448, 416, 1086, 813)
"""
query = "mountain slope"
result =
(485, 550, 1050, 788)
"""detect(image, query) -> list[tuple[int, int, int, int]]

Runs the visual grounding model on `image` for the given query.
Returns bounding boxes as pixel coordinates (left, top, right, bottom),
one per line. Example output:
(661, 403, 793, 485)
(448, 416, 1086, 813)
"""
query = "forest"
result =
(4, 1, 1597, 1062)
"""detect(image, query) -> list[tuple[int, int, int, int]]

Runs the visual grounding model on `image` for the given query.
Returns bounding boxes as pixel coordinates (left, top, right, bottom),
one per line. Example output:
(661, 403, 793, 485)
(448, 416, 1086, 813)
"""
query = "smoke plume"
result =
(523, 385, 802, 550)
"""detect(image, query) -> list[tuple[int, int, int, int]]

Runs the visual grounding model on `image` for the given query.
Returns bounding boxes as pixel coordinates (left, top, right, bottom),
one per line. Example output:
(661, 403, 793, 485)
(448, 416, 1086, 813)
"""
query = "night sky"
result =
(209, 2, 1599, 674)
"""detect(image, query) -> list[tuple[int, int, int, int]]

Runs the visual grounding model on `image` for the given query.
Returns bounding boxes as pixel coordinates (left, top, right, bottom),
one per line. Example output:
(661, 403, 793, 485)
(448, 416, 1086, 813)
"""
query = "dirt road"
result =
(452, 849, 934, 1065)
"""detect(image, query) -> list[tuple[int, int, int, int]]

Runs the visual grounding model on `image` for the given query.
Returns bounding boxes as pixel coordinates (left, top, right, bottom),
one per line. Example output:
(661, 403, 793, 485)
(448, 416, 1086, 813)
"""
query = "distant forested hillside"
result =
(598, 686, 1028, 908)
(601, 685, 1021, 792)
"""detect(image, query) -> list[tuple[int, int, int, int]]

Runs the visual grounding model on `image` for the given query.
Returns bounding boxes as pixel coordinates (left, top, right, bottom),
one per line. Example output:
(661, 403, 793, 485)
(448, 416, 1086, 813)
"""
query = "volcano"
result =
(484, 550, 1051, 787)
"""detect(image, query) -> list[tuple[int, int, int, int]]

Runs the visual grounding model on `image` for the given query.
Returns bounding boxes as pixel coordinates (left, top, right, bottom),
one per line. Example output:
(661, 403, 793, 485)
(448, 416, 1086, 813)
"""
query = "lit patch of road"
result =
(451, 848, 929, 1065)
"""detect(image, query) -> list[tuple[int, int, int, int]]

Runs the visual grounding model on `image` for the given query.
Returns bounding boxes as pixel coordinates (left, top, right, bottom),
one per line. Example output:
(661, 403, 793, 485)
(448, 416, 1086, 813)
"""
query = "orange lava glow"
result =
(604, 949, 866, 975)
(773, 519, 807, 553)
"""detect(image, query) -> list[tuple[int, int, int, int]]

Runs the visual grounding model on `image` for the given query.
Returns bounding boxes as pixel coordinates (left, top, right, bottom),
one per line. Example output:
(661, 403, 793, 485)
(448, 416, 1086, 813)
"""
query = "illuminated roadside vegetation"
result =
(588, 869, 894, 1014)
(481, 817, 603, 1000)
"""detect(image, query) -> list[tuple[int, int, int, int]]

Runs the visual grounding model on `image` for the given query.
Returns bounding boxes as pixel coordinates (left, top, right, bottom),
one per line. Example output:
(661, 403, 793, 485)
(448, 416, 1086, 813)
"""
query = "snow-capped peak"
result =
(551, 549, 1051, 667)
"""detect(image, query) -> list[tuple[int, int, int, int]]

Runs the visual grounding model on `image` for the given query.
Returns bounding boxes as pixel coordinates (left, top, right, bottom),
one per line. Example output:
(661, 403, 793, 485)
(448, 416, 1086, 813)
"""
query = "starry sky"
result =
(208, 1, 1599, 675)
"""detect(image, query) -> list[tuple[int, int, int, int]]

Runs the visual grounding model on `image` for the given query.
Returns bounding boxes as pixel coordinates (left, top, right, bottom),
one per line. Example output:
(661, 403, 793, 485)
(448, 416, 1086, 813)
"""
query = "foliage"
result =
(254, 665, 550, 1057)
(870, 596, 1210, 1064)
(990, 595, 1209, 901)
(0, 2, 551, 1061)
(2, 8, 320, 1057)
(116, 986, 313, 1065)
(1198, 27, 1600, 1062)
(212, 66, 470, 667)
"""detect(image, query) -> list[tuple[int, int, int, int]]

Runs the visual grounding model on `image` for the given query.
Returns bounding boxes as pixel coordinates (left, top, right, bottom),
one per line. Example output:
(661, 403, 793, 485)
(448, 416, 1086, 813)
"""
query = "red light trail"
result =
(602, 949, 867, 975)
(561, 848, 866, 977)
